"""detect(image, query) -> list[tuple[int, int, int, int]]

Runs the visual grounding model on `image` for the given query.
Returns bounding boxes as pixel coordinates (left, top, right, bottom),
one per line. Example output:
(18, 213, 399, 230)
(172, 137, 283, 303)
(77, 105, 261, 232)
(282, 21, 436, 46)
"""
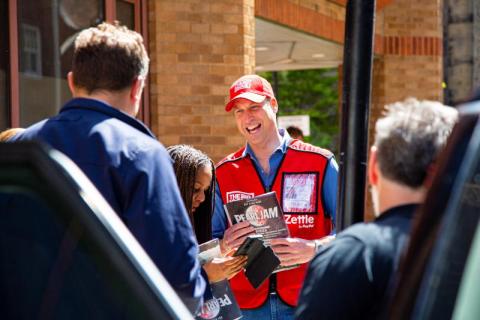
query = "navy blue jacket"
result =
(11, 98, 206, 312)
(296, 204, 418, 320)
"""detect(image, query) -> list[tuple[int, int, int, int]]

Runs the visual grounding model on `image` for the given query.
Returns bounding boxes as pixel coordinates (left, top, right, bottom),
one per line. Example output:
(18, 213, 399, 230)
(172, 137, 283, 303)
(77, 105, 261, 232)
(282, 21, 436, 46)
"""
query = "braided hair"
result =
(167, 144, 215, 243)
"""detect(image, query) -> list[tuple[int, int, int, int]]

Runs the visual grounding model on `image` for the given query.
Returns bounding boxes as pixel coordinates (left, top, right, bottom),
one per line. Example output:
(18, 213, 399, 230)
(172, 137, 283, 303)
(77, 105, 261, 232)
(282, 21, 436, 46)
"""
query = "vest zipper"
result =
(269, 272, 277, 295)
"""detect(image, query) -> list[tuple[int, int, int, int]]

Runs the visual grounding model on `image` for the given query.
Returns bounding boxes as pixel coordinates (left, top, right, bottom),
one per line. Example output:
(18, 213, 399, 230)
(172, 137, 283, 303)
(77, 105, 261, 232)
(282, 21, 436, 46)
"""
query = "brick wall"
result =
(366, 0, 443, 220)
(148, 0, 255, 162)
(371, 0, 443, 124)
(373, 0, 443, 104)
(370, 1, 443, 135)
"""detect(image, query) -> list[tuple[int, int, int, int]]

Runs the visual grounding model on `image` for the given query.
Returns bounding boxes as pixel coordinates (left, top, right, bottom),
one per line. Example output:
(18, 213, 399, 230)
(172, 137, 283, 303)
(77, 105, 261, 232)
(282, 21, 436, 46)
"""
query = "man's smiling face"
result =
(232, 97, 278, 149)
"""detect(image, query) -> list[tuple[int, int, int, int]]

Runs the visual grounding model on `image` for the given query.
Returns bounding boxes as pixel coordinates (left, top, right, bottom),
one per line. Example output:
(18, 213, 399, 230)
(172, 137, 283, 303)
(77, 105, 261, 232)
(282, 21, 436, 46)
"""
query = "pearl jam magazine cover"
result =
(224, 191, 289, 241)
(224, 192, 298, 274)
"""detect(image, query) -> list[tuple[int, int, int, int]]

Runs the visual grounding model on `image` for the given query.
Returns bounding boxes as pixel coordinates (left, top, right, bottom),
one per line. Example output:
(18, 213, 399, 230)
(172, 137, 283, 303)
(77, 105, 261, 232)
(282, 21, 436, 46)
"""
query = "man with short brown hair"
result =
(11, 22, 206, 312)
(71, 22, 149, 99)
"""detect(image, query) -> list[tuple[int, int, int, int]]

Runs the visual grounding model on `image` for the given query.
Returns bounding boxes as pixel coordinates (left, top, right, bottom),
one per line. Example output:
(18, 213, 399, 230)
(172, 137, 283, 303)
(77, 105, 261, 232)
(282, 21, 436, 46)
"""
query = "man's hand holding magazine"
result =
(270, 235, 336, 267)
(220, 220, 256, 254)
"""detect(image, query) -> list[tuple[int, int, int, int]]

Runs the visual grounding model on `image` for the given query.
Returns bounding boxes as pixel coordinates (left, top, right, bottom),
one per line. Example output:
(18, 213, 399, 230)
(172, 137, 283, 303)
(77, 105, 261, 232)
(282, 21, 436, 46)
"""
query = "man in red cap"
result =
(212, 74, 338, 319)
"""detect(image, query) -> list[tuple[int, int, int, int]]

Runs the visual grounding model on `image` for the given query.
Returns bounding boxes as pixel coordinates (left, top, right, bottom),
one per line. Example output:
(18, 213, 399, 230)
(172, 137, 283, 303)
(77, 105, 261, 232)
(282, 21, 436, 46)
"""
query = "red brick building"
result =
(1, 0, 447, 220)
(147, 0, 444, 161)
(1, 0, 443, 162)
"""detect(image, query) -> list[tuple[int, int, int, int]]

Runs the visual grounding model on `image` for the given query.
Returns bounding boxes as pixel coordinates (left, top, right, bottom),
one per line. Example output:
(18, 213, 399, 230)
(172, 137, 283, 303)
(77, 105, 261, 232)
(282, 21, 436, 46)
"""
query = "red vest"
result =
(216, 140, 333, 308)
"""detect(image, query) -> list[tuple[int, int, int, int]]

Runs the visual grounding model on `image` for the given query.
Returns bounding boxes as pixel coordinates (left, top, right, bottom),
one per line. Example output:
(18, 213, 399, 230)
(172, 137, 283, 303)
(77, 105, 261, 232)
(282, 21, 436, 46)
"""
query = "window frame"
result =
(19, 23, 42, 77)
(5, 0, 150, 128)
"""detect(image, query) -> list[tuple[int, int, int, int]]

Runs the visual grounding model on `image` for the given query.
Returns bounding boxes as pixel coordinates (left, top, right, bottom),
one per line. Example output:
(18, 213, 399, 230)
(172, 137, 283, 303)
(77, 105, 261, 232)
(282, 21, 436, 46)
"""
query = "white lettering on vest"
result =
(284, 215, 315, 228)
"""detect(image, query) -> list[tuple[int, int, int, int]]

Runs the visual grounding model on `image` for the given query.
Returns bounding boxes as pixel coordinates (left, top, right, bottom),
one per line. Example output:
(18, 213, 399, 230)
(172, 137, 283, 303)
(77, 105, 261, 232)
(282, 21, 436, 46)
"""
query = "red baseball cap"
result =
(225, 74, 275, 112)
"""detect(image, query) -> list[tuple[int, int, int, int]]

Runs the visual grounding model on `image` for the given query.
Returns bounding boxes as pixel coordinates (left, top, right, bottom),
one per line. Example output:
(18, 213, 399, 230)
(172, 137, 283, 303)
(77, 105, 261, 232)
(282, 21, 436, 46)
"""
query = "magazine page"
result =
(196, 279, 242, 320)
(224, 191, 289, 240)
(196, 239, 242, 320)
(224, 191, 301, 273)
(198, 238, 222, 265)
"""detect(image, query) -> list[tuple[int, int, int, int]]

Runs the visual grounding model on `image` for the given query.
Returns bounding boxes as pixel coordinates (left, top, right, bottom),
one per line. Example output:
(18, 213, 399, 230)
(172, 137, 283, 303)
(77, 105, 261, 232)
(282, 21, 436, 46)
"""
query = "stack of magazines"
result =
(197, 239, 243, 320)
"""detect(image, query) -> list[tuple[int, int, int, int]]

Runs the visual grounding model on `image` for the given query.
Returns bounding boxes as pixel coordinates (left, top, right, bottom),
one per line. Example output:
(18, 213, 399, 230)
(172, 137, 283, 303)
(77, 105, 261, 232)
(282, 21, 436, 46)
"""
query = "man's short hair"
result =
(374, 98, 458, 188)
(72, 22, 149, 93)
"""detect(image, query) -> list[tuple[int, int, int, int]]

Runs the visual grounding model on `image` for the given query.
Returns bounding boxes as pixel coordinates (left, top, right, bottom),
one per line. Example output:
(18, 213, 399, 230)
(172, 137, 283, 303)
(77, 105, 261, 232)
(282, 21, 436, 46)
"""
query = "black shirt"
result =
(295, 204, 418, 320)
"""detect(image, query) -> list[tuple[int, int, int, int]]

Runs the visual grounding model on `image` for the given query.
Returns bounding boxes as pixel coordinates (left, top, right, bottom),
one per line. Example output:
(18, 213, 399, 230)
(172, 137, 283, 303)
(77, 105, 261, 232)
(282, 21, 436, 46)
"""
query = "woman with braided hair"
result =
(167, 145, 247, 283)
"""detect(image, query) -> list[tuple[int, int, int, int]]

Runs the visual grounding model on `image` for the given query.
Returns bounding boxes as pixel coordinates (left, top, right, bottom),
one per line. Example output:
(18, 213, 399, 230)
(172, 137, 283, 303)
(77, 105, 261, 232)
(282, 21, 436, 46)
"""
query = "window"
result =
(16, 0, 105, 126)
(20, 24, 42, 76)
(117, 0, 135, 30)
(1, 191, 155, 318)
(1, 0, 148, 130)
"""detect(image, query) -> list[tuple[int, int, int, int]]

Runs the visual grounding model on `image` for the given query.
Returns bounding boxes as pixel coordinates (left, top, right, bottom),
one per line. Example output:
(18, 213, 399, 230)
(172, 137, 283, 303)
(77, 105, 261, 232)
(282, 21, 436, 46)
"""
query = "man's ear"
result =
(67, 72, 76, 96)
(368, 146, 379, 186)
(270, 98, 278, 113)
(130, 76, 145, 102)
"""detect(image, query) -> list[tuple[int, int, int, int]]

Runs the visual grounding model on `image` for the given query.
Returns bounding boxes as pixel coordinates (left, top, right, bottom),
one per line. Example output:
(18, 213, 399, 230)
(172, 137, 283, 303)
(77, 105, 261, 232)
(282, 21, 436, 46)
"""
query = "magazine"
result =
(224, 191, 299, 273)
(198, 238, 222, 265)
(196, 239, 242, 320)
(224, 191, 290, 241)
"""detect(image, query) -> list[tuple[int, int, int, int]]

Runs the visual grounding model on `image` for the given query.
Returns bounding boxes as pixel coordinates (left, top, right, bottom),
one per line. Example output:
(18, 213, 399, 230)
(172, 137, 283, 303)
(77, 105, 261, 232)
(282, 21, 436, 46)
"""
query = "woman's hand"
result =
(203, 256, 248, 283)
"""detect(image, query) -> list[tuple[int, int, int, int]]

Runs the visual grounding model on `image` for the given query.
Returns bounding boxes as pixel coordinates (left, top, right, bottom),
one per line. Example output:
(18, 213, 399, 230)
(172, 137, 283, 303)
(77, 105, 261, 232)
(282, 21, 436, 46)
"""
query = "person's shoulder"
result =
(11, 118, 50, 141)
(215, 147, 247, 168)
(105, 116, 154, 139)
(94, 121, 168, 166)
(91, 117, 161, 151)
(128, 137, 170, 164)
(334, 220, 400, 255)
(325, 232, 367, 253)
(310, 232, 368, 273)
(339, 221, 383, 242)
(288, 139, 333, 159)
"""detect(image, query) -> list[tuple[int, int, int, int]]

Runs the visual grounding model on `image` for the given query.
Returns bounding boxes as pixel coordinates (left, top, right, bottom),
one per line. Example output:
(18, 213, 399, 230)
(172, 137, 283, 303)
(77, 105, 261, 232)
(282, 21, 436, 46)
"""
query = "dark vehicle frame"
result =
(0, 142, 193, 319)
